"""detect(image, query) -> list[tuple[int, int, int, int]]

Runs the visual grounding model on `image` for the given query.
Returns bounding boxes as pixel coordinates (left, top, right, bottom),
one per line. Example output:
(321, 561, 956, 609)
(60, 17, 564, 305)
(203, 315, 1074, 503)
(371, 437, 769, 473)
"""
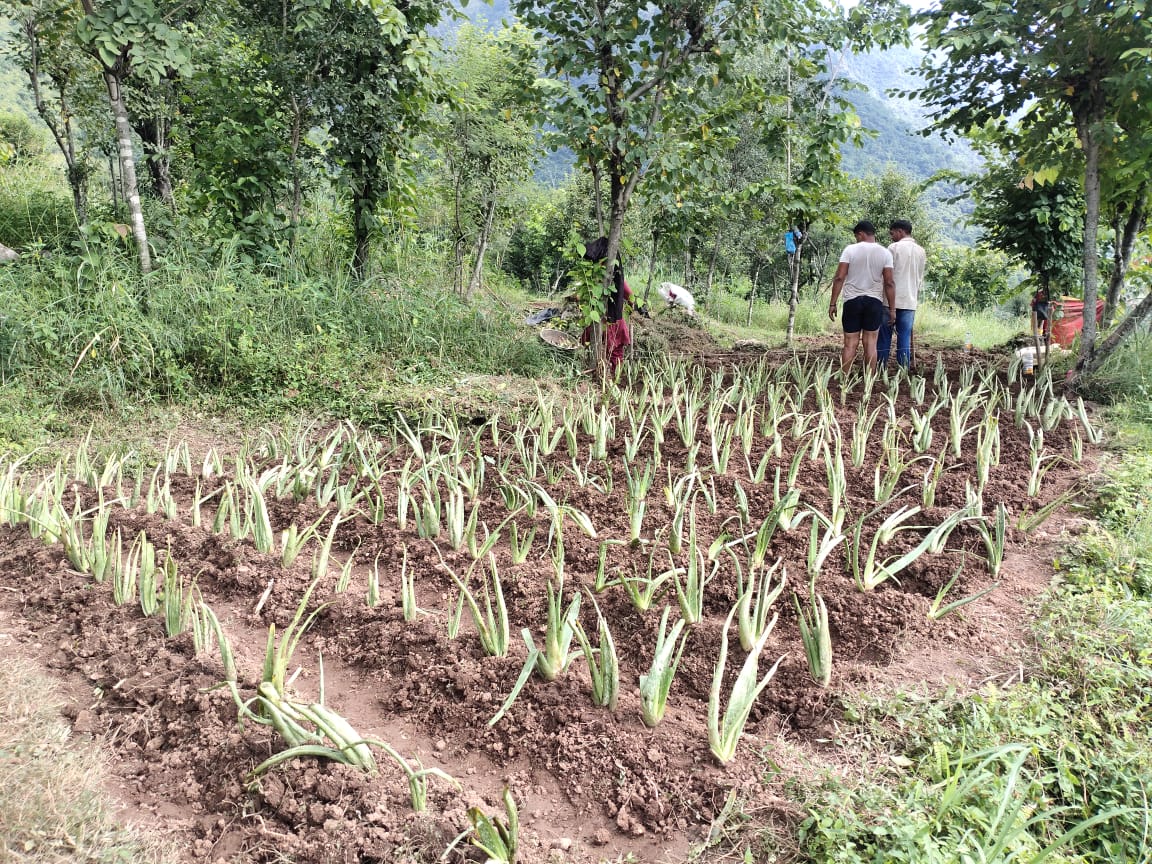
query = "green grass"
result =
(760, 431, 1152, 864)
(915, 301, 1027, 350)
(0, 241, 569, 446)
(1081, 329, 1152, 419)
(696, 280, 1027, 351)
(0, 160, 76, 251)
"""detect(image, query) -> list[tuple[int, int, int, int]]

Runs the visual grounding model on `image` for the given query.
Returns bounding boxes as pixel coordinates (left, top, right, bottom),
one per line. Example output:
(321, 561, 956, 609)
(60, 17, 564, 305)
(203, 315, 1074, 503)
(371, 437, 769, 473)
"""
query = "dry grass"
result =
(0, 657, 171, 864)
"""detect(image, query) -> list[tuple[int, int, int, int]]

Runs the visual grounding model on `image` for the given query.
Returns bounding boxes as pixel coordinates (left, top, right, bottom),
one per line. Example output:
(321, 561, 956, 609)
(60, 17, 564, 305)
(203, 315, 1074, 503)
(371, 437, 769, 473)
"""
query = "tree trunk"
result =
(352, 177, 372, 280)
(590, 159, 604, 236)
(466, 193, 498, 299)
(134, 115, 174, 207)
(108, 155, 119, 212)
(289, 94, 304, 239)
(747, 260, 761, 326)
(1032, 273, 1050, 372)
(103, 72, 151, 274)
(642, 228, 659, 306)
(1102, 184, 1147, 329)
(23, 26, 87, 226)
(1074, 124, 1102, 376)
(592, 175, 633, 378)
(1080, 289, 1152, 379)
(452, 167, 465, 294)
(704, 225, 723, 300)
(785, 232, 807, 347)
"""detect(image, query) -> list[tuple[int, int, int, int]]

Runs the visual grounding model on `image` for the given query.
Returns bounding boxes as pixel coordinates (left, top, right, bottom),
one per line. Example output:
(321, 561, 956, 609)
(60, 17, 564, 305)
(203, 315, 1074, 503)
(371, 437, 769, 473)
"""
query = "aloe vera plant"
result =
(793, 584, 832, 686)
(210, 580, 378, 775)
(523, 577, 581, 681)
(624, 460, 654, 544)
(620, 548, 678, 612)
(927, 557, 1000, 620)
(639, 606, 689, 727)
(973, 502, 1008, 577)
(735, 556, 786, 652)
(572, 592, 619, 711)
(468, 787, 519, 864)
(378, 742, 460, 812)
(449, 553, 510, 657)
(708, 604, 784, 764)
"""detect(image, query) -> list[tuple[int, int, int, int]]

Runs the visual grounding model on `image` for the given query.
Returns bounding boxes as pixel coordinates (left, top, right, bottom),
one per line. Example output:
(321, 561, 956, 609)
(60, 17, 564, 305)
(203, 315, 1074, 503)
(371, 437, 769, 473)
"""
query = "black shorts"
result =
(842, 296, 885, 333)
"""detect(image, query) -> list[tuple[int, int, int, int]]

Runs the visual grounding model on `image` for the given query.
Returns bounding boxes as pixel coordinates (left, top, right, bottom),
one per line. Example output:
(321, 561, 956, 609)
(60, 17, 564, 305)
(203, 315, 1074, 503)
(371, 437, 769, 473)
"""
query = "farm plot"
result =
(0, 350, 1097, 862)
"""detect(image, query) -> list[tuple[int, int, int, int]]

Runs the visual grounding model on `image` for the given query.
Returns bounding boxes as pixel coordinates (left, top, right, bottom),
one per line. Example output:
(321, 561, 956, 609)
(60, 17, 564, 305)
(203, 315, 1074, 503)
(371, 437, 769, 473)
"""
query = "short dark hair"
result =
(852, 220, 876, 236)
(889, 219, 914, 234)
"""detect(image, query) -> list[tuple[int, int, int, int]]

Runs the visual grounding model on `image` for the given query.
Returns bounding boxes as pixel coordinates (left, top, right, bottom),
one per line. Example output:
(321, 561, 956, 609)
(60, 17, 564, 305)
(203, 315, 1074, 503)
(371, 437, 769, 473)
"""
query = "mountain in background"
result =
(453, 6, 980, 242)
(836, 45, 981, 243)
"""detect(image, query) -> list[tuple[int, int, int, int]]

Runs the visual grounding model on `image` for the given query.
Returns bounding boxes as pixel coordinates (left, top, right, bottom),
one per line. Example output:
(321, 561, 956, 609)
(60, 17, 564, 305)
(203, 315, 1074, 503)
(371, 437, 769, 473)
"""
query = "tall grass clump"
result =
(0, 161, 77, 251)
(1079, 327, 1151, 424)
(704, 283, 830, 337)
(915, 302, 1026, 349)
(0, 239, 561, 415)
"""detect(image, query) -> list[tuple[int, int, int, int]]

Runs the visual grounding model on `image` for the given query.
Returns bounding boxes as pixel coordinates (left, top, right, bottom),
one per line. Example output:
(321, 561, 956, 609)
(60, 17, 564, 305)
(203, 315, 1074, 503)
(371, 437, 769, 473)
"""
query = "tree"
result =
(761, 2, 911, 344)
(953, 159, 1083, 300)
(75, 0, 192, 273)
(512, 0, 763, 370)
(230, 0, 445, 274)
(177, 19, 310, 239)
(315, 0, 443, 277)
(913, 0, 1152, 384)
(437, 23, 540, 297)
(4, 0, 100, 225)
(925, 245, 1014, 309)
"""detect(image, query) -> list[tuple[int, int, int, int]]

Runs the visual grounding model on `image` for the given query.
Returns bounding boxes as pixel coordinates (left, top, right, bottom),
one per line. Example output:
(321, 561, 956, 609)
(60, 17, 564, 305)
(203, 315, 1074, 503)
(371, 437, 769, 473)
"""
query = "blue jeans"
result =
(878, 308, 916, 367)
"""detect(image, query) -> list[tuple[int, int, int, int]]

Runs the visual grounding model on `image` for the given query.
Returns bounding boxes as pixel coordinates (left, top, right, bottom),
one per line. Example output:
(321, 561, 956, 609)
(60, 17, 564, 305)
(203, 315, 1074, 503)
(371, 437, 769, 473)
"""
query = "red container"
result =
(1051, 298, 1105, 347)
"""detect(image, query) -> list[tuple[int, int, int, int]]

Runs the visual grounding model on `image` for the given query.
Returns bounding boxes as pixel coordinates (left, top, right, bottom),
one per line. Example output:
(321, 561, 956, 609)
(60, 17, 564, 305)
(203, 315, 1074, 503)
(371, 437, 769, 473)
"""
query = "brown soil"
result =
(0, 346, 1098, 863)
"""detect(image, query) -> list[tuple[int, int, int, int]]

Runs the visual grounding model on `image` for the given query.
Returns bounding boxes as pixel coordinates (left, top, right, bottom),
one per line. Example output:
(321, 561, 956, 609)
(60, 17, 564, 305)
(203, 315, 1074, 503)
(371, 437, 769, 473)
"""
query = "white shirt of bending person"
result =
(658, 282, 696, 315)
(889, 236, 926, 310)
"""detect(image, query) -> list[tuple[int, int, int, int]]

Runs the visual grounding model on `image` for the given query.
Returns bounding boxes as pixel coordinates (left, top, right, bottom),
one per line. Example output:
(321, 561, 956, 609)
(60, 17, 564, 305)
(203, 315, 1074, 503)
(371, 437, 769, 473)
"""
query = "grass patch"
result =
(0, 247, 570, 433)
(915, 302, 1027, 350)
(698, 281, 1026, 351)
(0, 657, 172, 863)
(770, 436, 1152, 864)
(0, 160, 76, 251)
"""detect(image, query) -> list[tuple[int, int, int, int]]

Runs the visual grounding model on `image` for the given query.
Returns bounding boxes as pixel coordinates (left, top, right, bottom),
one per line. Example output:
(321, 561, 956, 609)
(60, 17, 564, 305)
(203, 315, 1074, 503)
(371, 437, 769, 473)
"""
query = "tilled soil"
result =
(0, 346, 1095, 863)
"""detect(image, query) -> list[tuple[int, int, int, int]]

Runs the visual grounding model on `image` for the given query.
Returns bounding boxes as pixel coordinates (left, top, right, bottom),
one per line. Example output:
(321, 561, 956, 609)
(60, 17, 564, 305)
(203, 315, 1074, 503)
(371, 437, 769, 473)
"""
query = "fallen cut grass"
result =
(0, 657, 171, 864)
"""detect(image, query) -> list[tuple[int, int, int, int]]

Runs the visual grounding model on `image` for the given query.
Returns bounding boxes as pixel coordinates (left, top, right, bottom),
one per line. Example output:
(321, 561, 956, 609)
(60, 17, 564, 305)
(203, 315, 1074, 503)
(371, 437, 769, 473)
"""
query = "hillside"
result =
(454, 6, 979, 240)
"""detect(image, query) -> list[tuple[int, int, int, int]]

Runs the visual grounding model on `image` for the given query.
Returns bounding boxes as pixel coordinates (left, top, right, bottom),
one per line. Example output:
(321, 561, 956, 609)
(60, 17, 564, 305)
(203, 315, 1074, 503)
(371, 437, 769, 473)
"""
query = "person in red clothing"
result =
(581, 236, 644, 375)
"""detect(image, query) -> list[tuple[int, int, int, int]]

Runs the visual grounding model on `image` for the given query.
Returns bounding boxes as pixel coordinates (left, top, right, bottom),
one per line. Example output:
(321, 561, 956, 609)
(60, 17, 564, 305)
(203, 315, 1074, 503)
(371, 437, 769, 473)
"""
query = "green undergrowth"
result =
(701, 285, 1025, 351)
(0, 247, 570, 450)
(780, 442, 1152, 864)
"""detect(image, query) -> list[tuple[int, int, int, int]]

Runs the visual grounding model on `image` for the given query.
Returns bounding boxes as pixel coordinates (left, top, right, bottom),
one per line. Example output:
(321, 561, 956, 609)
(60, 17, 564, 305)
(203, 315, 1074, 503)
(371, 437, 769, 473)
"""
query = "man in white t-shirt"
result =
(878, 219, 926, 369)
(827, 220, 896, 372)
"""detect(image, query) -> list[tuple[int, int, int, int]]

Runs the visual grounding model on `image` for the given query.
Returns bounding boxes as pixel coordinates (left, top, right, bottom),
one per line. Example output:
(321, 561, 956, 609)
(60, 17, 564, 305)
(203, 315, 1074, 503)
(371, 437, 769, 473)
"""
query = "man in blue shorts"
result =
(827, 220, 896, 372)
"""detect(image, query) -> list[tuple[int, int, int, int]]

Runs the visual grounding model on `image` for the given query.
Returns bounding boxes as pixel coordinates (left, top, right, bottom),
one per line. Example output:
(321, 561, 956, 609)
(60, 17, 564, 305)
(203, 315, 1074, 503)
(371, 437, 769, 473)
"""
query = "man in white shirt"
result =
(828, 220, 896, 372)
(878, 219, 927, 369)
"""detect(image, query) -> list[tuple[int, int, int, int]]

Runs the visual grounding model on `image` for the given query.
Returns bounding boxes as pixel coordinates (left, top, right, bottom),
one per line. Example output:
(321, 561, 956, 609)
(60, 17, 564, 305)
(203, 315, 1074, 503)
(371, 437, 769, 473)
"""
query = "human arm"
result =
(883, 267, 896, 325)
(622, 278, 647, 317)
(828, 262, 849, 320)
